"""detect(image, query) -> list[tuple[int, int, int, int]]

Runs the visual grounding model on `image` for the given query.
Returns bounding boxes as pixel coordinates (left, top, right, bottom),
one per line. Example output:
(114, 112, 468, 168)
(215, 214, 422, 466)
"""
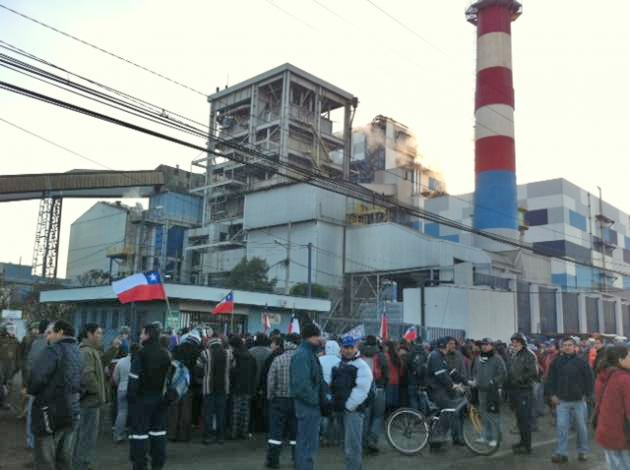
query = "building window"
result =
(524, 209, 548, 226)
(428, 177, 440, 191)
(569, 210, 587, 231)
(111, 310, 119, 330)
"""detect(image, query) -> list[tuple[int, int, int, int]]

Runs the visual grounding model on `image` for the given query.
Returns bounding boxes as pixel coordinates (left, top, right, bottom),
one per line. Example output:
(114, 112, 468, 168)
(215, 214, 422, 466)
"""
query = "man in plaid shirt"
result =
(265, 334, 301, 468)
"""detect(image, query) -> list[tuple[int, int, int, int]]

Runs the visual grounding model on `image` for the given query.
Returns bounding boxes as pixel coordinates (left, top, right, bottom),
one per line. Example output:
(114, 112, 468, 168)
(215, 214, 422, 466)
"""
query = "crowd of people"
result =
(0, 318, 628, 470)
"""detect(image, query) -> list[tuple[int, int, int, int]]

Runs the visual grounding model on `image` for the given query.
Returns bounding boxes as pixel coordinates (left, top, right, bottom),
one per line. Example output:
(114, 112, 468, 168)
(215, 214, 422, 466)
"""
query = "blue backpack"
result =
(166, 360, 190, 402)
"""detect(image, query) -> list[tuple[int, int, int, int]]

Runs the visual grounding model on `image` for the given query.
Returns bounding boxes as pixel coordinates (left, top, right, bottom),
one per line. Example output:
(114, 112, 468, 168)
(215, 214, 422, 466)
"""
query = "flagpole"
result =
(230, 310, 234, 335)
(159, 270, 172, 329)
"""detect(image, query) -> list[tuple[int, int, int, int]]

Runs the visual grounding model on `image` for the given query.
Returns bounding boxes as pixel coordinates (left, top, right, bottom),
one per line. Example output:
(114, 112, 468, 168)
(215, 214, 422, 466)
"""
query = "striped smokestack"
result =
(467, 0, 522, 249)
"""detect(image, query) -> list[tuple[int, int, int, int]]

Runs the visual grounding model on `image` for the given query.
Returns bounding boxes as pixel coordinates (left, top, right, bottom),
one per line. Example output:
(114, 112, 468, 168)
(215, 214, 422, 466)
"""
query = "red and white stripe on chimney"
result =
(467, 0, 522, 245)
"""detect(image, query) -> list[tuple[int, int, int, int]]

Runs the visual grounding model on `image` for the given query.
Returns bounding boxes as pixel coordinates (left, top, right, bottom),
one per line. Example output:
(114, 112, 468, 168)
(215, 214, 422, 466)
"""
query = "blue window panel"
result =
(474, 171, 518, 230)
(604, 228, 618, 245)
(410, 221, 422, 231)
(624, 277, 630, 289)
(429, 177, 440, 191)
(576, 265, 594, 288)
(440, 234, 460, 243)
(525, 209, 548, 227)
(425, 223, 439, 237)
(624, 249, 630, 264)
(552, 273, 576, 288)
(625, 236, 630, 249)
(569, 210, 587, 231)
(167, 226, 186, 257)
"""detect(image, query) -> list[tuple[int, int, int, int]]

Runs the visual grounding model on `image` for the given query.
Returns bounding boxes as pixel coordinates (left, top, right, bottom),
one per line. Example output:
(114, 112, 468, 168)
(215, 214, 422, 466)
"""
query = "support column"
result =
(616, 299, 624, 336)
(343, 102, 352, 180)
(529, 284, 540, 334)
(597, 297, 605, 333)
(578, 293, 588, 334)
(555, 289, 564, 334)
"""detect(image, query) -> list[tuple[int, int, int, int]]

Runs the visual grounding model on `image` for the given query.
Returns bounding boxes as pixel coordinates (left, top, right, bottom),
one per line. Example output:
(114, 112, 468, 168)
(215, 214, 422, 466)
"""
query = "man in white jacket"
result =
(332, 336, 373, 470)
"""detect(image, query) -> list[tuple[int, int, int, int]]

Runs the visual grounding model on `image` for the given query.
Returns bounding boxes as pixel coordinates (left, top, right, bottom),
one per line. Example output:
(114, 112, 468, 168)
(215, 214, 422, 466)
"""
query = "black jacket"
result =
(231, 348, 257, 396)
(508, 348, 538, 390)
(28, 337, 81, 434)
(173, 339, 203, 372)
(427, 349, 454, 393)
(128, 338, 171, 400)
(547, 353, 594, 401)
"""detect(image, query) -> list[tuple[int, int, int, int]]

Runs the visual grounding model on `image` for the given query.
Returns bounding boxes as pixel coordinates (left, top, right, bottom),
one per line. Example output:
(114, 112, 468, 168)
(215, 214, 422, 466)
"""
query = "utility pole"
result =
(286, 223, 291, 295)
(307, 242, 313, 298)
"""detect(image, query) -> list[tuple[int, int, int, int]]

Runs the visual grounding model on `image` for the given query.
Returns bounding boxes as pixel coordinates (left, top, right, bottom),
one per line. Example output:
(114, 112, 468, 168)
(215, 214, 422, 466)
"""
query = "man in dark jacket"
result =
(508, 333, 538, 454)
(24, 320, 50, 449)
(548, 337, 594, 463)
(471, 338, 506, 448)
(249, 334, 272, 433)
(28, 320, 80, 470)
(359, 336, 388, 453)
(168, 330, 202, 442)
(427, 337, 465, 445)
(290, 323, 323, 470)
(229, 336, 257, 440)
(128, 323, 172, 470)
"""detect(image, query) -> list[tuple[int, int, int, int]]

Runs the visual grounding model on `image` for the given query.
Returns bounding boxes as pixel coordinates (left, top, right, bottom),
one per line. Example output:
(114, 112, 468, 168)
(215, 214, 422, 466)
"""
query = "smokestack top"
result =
(466, 0, 522, 25)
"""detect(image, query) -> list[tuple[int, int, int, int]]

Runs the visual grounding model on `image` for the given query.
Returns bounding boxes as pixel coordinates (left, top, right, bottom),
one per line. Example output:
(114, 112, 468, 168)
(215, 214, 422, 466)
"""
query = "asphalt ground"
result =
(0, 403, 607, 470)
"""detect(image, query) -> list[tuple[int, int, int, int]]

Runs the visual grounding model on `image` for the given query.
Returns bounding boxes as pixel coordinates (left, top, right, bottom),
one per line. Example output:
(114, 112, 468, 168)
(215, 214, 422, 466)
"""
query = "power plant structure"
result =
(467, 0, 522, 248)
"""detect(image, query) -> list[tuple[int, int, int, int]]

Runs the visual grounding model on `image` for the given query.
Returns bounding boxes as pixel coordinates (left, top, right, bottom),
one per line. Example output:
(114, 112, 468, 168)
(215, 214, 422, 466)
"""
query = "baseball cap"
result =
(342, 336, 357, 348)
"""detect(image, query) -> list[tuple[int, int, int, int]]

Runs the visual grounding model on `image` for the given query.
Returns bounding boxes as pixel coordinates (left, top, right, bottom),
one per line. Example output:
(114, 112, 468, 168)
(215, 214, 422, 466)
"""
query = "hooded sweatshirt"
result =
(319, 340, 341, 385)
(595, 367, 630, 450)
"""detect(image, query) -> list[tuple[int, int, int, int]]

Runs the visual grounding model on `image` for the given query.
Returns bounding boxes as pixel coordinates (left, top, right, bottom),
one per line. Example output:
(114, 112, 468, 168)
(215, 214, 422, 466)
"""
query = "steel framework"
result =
(32, 196, 62, 278)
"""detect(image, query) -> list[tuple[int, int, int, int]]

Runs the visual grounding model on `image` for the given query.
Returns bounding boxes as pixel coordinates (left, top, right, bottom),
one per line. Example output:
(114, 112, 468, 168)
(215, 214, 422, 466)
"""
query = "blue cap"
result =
(342, 336, 357, 348)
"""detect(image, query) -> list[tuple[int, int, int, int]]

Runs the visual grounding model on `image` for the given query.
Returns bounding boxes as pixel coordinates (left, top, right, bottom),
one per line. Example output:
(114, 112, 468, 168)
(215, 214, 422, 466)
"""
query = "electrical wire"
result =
(0, 3, 207, 96)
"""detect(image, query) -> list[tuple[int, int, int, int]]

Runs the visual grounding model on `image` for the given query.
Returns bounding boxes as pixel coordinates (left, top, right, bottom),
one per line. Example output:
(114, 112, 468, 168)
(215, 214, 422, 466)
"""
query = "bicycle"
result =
(385, 388, 501, 456)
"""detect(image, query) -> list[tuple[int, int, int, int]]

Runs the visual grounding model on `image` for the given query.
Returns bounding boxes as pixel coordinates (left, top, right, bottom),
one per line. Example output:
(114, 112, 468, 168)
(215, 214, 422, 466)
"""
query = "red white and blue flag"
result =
(212, 291, 235, 315)
(112, 271, 166, 304)
(288, 314, 300, 335)
(403, 326, 418, 343)
(262, 312, 271, 334)
(379, 313, 389, 341)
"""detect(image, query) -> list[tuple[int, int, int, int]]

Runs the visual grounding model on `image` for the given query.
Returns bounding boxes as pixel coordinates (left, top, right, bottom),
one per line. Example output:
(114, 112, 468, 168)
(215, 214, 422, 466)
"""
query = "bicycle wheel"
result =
(386, 408, 430, 455)
(462, 404, 501, 456)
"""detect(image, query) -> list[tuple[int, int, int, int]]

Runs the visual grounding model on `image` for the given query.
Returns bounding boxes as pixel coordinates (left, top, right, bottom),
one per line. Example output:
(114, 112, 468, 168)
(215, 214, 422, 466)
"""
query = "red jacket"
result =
(595, 367, 630, 450)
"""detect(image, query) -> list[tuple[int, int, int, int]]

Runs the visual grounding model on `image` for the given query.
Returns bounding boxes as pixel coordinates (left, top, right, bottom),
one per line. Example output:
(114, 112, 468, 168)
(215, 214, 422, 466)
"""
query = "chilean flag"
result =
(288, 314, 300, 335)
(212, 291, 235, 315)
(379, 313, 389, 341)
(262, 312, 271, 334)
(403, 326, 418, 343)
(112, 272, 166, 304)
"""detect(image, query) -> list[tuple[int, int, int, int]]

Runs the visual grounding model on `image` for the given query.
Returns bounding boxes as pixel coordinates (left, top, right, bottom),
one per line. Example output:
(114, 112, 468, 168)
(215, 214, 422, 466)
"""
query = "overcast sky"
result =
(1, 0, 630, 278)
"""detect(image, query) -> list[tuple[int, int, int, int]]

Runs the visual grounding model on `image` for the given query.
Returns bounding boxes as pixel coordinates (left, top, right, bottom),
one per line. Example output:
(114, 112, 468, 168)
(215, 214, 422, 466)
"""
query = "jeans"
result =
(385, 384, 400, 412)
(33, 426, 77, 470)
(114, 392, 128, 442)
(266, 397, 296, 466)
(202, 392, 226, 440)
(555, 400, 590, 456)
(129, 394, 168, 470)
(74, 407, 100, 470)
(363, 387, 385, 450)
(533, 382, 545, 417)
(478, 390, 500, 442)
(321, 412, 342, 445)
(344, 410, 364, 470)
(295, 400, 321, 470)
(231, 394, 251, 439)
(605, 449, 630, 470)
(512, 388, 533, 450)
(26, 395, 34, 449)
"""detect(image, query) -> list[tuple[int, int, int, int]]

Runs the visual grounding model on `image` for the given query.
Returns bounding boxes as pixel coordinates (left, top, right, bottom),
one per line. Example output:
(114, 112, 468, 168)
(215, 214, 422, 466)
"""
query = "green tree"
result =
(226, 257, 277, 292)
(289, 283, 329, 299)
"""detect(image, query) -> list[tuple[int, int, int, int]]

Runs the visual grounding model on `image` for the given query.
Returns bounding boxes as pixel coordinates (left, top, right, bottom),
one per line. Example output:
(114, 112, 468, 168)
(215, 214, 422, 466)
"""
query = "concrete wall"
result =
(66, 203, 127, 280)
(423, 286, 517, 342)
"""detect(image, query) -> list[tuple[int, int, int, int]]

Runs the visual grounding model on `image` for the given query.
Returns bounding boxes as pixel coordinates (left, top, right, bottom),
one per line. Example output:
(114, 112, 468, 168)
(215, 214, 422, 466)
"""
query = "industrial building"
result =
(66, 165, 203, 282)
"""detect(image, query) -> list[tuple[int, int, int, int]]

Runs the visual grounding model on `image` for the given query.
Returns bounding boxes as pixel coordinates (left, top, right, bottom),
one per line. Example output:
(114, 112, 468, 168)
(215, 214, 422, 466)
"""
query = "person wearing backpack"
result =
(28, 320, 81, 470)
(332, 336, 373, 470)
(128, 323, 172, 470)
(359, 335, 388, 454)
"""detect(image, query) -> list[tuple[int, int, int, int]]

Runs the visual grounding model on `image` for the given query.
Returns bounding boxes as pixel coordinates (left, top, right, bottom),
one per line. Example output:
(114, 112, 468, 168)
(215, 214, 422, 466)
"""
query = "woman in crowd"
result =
(595, 345, 630, 470)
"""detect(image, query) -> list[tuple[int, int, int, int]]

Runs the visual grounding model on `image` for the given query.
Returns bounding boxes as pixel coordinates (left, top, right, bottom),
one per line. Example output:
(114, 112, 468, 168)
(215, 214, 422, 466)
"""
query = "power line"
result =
(4, 78, 630, 280)
(0, 3, 207, 96)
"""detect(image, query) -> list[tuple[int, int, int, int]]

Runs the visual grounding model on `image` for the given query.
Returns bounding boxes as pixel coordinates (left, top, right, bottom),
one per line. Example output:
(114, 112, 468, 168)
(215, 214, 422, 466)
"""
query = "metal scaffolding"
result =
(32, 196, 62, 278)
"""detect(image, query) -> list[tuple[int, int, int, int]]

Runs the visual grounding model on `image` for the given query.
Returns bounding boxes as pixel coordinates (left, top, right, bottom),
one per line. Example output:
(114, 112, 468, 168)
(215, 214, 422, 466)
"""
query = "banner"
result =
(344, 323, 365, 341)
